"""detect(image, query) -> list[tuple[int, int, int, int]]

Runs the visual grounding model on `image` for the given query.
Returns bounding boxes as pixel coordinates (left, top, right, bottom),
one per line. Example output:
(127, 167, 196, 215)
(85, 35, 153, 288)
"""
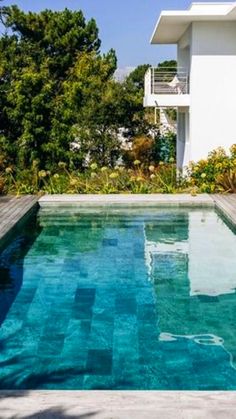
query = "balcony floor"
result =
(144, 94, 190, 108)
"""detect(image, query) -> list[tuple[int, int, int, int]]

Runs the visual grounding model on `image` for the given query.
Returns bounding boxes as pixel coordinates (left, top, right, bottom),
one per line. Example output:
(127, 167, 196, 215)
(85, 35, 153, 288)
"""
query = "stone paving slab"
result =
(0, 391, 236, 418)
(39, 193, 215, 207)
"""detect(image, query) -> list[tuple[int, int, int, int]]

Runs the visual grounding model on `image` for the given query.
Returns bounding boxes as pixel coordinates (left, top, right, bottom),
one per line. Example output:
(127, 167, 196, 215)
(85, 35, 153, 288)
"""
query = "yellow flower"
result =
(136, 176, 143, 182)
(32, 159, 39, 168)
(38, 170, 47, 178)
(159, 161, 164, 166)
(5, 167, 13, 174)
(58, 162, 67, 169)
(109, 172, 119, 179)
(101, 166, 108, 172)
(149, 165, 155, 172)
(69, 178, 78, 186)
(90, 163, 98, 171)
(53, 173, 59, 179)
(134, 160, 141, 166)
(91, 172, 96, 178)
(169, 157, 175, 163)
(201, 173, 207, 179)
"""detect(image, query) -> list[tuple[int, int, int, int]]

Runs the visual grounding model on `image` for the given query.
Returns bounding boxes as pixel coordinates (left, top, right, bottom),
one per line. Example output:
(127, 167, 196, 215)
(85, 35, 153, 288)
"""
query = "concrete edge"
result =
(38, 194, 236, 229)
(1, 391, 236, 413)
(38, 194, 215, 207)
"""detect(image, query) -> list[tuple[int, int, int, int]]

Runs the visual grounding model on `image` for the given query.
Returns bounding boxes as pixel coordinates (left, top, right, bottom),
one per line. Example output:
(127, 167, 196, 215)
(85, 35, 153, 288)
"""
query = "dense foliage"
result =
(0, 6, 235, 196)
(0, 145, 235, 195)
(189, 145, 236, 193)
(0, 6, 156, 172)
(1, 160, 181, 195)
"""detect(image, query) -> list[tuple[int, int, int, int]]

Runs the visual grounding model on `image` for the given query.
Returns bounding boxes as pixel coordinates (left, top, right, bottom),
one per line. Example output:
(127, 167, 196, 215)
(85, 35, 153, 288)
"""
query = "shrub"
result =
(217, 169, 236, 193)
(2, 159, 183, 195)
(0, 177, 5, 195)
(152, 131, 176, 163)
(122, 136, 154, 167)
(189, 145, 236, 193)
(2, 144, 236, 195)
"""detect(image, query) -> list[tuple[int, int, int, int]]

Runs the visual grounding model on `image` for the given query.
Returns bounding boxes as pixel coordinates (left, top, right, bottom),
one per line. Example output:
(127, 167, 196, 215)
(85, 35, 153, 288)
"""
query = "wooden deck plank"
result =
(213, 194, 236, 228)
(0, 195, 38, 243)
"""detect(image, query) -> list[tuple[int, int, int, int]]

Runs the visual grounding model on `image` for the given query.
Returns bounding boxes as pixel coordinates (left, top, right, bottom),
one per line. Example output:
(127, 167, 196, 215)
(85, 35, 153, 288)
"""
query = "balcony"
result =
(144, 67, 190, 107)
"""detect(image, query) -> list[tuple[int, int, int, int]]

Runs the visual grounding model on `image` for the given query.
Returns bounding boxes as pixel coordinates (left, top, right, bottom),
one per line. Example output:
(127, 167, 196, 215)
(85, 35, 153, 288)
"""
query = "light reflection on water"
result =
(0, 207, 236, 389)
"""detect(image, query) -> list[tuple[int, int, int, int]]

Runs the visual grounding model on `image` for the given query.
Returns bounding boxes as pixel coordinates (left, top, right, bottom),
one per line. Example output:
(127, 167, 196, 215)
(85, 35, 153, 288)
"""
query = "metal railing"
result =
(145, 67, 189, 95)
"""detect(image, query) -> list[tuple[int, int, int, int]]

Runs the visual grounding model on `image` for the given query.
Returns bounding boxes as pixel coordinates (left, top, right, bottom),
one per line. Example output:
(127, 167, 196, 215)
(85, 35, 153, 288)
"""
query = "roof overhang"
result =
(151, 2, 236, 44)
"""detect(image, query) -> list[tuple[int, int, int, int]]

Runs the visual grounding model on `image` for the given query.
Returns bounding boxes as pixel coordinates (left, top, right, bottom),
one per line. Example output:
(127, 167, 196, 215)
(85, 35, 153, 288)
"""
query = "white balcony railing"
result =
(145, 67, 189, 95)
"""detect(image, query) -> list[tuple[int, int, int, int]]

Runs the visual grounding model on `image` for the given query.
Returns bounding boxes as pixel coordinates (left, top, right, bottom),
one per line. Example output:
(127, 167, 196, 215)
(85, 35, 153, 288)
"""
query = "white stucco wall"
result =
(177, 108, 190, 169)
(177, 29, 191, 169)
(177, 26, 192, 72)
(190, 21, 236, 162)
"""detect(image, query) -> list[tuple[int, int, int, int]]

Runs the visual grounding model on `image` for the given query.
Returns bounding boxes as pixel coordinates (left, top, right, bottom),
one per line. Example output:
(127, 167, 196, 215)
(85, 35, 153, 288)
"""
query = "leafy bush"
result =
(2, 145, 236, 195)
(122, 136, 154, 167)
(217, 169, 236, 193)
(152, 132, 176, 163)
(0, 177, 5, 195)
(189, 145, 236, 193)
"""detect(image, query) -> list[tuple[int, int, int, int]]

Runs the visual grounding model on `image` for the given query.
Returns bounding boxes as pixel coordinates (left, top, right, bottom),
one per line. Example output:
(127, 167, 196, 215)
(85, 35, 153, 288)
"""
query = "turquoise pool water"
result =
(1, 206, 236, 390)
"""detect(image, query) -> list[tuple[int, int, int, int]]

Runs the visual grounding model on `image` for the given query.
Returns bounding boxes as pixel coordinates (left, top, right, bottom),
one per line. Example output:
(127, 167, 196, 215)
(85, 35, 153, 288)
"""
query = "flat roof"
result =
(151, 2, 236, 44)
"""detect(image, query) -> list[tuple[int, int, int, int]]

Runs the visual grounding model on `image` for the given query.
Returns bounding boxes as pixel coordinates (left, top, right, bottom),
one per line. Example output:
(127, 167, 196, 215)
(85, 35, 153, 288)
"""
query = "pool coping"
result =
(38, 193, 236, 229)
(1, 195, 235, 246)
(0, 390, 236, 418)
(39, 193, 215, 207)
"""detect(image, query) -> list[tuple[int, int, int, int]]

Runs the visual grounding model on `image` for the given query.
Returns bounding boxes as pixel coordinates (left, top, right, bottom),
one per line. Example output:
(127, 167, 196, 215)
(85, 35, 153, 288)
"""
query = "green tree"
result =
(50, 51, 119, 168)
(125, 64, 150, 90)
(0, 6, 108, 170)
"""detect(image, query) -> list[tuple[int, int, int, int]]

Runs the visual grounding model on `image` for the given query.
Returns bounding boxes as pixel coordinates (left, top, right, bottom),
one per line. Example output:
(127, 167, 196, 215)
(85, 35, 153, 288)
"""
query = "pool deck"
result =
(0, 195, 38, 243)
(0, 390, 236, 418)
(213, 194, 236, 228)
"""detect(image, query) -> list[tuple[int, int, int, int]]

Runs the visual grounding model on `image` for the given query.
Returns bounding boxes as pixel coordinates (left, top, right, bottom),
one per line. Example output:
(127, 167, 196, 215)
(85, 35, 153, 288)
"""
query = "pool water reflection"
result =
(0, 207, 236, 390)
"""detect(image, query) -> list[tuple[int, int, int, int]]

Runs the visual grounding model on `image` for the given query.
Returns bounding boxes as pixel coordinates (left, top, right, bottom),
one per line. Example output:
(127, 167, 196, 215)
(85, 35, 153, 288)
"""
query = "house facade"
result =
(144, 2, 236, 169)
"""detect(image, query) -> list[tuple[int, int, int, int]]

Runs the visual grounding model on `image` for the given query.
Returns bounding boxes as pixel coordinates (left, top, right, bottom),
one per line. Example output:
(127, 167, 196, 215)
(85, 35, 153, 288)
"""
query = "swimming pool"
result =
(1, 206, 236, 390)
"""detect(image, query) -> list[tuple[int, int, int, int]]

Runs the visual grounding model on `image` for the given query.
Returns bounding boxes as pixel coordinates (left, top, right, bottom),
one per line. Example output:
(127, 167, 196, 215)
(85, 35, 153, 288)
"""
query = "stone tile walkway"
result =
(1, 390, 236, 418)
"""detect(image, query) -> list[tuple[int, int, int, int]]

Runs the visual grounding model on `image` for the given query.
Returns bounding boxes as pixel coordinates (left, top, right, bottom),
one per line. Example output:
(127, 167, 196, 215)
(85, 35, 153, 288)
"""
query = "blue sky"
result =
(2, 0, 231, 70)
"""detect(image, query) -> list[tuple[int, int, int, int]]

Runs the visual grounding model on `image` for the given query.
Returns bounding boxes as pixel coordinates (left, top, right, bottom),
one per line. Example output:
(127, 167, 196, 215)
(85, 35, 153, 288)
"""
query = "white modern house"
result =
(144, 2, 236, 169)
